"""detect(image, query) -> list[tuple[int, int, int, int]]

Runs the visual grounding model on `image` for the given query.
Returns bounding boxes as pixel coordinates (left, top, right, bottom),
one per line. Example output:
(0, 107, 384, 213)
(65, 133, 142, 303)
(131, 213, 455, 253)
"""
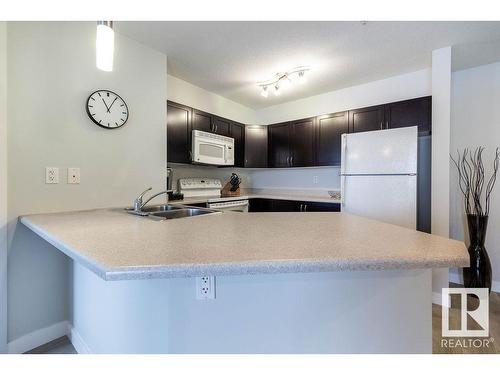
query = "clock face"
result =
(86, 90, 129, 129)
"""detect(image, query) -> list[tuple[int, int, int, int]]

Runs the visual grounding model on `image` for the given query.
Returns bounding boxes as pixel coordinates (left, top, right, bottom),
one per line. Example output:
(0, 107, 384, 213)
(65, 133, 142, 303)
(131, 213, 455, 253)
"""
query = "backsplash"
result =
(168, 163, 340, 192)
(168, 163, 253, 192)
(248, 166, 341, 191)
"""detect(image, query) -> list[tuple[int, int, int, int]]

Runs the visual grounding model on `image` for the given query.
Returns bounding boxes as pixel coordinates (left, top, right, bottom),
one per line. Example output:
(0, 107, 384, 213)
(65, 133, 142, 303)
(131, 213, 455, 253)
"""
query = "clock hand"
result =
(108, 97, 118, 111)
(102, 98, 110, 113)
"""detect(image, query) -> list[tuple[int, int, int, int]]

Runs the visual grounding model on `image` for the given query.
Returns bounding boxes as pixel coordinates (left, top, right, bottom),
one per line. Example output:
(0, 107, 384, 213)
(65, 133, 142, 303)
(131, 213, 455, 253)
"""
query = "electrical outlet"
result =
(196, 276, 216, 300)
(67, 167, 80, 184)
(45, 167, 59, 184)
(313, 175, 319, 184)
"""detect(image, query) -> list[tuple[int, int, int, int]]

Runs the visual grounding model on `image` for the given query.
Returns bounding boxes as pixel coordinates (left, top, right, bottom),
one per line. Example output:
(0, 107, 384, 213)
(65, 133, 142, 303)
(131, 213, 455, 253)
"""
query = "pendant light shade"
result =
(96, 21, 114, 72)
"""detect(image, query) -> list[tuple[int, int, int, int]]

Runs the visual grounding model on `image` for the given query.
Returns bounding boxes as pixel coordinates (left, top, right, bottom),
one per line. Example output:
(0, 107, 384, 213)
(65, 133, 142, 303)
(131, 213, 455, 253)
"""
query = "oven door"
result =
(193, 138, 228, 165)
(207, 200, 249, 212)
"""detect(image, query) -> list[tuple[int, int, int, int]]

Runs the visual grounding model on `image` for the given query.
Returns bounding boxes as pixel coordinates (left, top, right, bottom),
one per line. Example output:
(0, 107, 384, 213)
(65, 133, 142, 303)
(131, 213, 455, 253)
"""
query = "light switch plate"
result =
(45, 167, 59, 184)
(67, 167, 80, 184)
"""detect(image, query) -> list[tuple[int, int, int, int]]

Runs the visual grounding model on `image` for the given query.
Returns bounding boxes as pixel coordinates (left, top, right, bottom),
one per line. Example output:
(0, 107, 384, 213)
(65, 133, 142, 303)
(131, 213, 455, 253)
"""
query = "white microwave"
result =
(192, 130, 234, 166)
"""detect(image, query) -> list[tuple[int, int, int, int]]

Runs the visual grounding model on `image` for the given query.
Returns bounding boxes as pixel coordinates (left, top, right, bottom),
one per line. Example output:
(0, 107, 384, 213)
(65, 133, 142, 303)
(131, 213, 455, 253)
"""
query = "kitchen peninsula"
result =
(20, 208, 468, 354)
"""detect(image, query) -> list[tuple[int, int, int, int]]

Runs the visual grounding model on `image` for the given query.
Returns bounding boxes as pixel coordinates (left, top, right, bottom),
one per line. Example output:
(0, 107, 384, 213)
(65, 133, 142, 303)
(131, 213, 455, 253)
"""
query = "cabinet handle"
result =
(304, 204, 307, 212)
(380, 121, 383, 130)
(299, 204, 303, 212)
(386, 121, 389, 129)
(291, 156, 294, 166)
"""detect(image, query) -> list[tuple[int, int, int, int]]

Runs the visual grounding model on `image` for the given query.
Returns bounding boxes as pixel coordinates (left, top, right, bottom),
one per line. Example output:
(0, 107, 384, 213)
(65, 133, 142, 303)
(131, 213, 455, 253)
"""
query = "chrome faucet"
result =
(133, 187, 172, 212)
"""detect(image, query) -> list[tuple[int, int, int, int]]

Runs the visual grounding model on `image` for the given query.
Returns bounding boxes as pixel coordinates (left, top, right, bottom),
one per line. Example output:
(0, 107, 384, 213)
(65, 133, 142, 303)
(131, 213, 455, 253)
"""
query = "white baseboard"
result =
(7, 320, 92, 354)
(68, 326, 92, 354)
(7, 320, 70, 354)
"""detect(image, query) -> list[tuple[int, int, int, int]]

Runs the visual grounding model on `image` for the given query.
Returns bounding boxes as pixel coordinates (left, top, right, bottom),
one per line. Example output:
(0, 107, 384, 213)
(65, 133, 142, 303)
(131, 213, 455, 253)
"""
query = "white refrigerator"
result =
(340, 126, 418, 230)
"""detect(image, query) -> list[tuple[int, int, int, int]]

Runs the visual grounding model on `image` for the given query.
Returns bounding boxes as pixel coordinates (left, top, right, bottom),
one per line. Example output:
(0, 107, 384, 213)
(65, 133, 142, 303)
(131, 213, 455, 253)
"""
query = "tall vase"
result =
(463, 214, 492, 293)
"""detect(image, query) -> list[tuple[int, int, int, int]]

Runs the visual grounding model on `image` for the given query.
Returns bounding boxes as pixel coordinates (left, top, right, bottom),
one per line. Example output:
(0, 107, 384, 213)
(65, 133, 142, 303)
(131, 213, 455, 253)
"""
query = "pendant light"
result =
(96, 21, 114, 72)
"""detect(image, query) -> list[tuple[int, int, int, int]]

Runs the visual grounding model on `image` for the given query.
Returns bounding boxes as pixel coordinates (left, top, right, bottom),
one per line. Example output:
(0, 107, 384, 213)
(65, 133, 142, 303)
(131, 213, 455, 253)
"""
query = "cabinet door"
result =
(245, 126, 268, 168)
(302, 201, 341, 212)
(316, 112, 348, 166)
(268, 122, 291, 168)
(248, 198, 273, 212)
(271, 199, 301, 212)
(348, 105, 385, 133)
(213, 116, 231, 137)
(230, 122, 245, 167)
(167, 101, 191, 164)
(290, 118, 315, 167)
(192, 109, 213, 133)
(384, 96, 431, 135)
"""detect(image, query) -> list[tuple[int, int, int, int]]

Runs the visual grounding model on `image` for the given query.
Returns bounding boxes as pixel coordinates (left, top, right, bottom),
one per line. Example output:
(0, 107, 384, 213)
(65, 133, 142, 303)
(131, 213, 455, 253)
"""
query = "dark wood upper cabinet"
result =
(192, 109, 213, 133)
(230, 121, 245, 167)
(268, 122, 291, 168)
(245, 126, 268, 168)
(384, 96, 431, 135)
(213, 116, 231, 137)
(290, 118, 315, 167)
(348, 105, 385, 133)
(316, 111, 348, 167)
(167, 101, 192, 164)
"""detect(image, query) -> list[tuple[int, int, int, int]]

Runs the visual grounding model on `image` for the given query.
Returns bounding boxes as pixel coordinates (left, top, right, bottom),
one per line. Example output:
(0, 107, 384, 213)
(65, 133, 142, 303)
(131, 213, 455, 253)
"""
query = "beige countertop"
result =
(171, 189, 341, 205)
(20, 207, 468, 281)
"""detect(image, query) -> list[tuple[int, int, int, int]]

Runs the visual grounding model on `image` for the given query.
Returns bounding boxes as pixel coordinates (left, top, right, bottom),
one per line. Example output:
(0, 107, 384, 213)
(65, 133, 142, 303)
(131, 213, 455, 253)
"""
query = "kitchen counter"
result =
(174, 190, 341, 205)
(20, 207, 468, 281)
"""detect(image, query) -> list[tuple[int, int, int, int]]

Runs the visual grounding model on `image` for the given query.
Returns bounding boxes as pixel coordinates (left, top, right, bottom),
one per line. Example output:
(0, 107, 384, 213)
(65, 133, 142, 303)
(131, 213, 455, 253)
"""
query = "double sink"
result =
(126, 204, 218, 220)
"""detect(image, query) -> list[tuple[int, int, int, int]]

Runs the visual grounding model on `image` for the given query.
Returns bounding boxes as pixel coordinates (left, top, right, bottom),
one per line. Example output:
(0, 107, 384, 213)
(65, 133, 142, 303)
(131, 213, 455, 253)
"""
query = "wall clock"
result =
(86, 89, 129, 129)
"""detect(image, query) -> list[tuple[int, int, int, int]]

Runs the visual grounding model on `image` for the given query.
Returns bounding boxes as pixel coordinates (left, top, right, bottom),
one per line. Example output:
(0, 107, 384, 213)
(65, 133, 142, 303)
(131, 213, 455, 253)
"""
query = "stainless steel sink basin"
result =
(150, 208, 216, 220)
(126, 204, 218, 220)
(139, 204, 182, 213)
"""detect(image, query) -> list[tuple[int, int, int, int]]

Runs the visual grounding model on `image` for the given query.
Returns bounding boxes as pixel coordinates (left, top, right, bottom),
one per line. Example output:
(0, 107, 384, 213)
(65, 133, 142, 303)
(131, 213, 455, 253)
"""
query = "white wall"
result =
(431, 47, 452, 302)
(255, 69, 431, 124)
(450, 61, 500, 291)
(0, 21, 8, 354)
(6, 22, 167, 349)
(72, 262, 431, 354)
(250, 167, 340, 191)
(167, 74, 256, 124)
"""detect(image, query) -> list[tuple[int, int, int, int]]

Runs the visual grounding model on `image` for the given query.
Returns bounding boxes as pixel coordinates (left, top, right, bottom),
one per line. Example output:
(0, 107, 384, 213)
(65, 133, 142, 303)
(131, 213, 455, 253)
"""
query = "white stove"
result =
(178, 177, 249, 212)
(178, 178, 222, 198)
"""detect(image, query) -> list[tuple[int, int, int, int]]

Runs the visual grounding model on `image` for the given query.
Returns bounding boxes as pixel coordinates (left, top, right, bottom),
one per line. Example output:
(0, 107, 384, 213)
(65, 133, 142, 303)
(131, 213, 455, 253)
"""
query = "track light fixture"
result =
(258, 67, 310, 98)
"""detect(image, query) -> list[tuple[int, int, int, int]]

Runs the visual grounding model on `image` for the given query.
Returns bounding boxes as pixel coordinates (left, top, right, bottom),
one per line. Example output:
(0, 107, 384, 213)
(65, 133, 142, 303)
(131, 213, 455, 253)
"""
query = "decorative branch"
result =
(451, 147, 499, 217)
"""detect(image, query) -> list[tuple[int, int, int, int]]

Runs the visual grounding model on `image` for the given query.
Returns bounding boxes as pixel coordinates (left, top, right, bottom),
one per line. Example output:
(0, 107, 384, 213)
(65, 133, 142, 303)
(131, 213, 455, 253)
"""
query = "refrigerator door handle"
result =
(341, 175, 346, 207)
(340, 134, 347, 175)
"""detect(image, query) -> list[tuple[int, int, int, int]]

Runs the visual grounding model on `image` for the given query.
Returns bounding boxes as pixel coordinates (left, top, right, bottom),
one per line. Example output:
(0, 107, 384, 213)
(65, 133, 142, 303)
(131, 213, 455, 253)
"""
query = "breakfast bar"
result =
(20, 208, 468, 354)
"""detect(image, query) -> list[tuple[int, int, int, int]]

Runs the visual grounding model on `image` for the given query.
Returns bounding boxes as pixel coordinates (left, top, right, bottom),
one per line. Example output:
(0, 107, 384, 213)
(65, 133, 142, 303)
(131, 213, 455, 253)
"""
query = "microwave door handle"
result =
(224, 144, 228, 163)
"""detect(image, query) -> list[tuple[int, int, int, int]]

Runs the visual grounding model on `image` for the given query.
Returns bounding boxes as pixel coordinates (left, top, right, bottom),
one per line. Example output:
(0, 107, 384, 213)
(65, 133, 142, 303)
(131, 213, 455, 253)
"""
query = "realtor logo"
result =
(442, 288, 489, 337)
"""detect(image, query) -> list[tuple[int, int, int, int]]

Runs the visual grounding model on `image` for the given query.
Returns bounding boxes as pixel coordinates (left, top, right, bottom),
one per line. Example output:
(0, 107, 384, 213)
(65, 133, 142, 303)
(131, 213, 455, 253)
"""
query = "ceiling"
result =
(116, 21, 500, 109)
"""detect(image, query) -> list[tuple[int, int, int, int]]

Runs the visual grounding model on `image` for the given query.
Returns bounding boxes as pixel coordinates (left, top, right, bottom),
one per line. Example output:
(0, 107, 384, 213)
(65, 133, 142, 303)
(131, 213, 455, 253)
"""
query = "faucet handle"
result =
(134, 187, 152, 211)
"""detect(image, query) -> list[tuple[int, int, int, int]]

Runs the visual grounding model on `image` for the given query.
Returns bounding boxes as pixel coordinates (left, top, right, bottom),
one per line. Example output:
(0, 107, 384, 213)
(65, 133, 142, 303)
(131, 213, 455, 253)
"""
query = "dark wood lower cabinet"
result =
(249, 198, 340, 213)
